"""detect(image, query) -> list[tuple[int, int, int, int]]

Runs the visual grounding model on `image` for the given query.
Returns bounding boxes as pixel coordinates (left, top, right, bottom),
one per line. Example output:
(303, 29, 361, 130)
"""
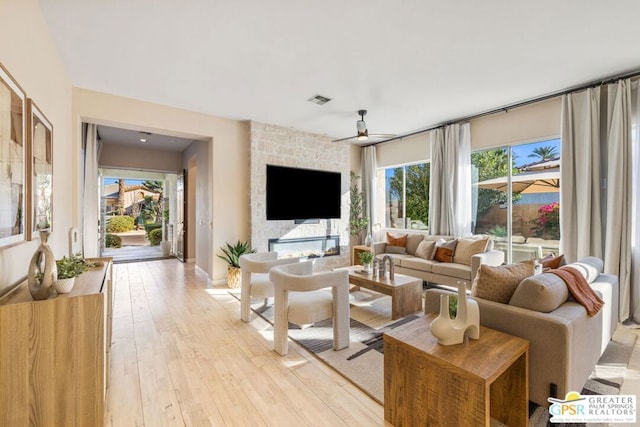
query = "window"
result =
(471, 138, 560, 263)
(377, 162, 430, 230)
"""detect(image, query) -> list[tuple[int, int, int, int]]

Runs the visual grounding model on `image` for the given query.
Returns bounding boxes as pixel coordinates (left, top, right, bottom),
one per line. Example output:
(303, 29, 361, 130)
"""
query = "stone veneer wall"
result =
(250, 121, 350, 269)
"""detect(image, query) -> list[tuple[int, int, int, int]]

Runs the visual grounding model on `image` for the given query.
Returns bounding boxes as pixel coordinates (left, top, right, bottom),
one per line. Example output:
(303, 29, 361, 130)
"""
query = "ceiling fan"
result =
(332, 109, 396, 143)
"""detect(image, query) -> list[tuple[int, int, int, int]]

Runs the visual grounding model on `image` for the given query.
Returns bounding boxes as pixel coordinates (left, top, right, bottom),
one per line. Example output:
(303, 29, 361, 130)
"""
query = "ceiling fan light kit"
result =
(332, 109, 396, 144)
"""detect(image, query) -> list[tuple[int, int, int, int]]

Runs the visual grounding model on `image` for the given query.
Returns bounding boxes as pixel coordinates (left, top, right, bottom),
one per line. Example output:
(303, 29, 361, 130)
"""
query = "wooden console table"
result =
(0, 258, 113, 427)
(384, 313, 529, 426)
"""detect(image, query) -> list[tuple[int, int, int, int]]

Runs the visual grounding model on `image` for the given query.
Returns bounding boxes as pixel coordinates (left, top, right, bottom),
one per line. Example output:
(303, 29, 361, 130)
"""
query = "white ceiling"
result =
(39, 0, 640, 141)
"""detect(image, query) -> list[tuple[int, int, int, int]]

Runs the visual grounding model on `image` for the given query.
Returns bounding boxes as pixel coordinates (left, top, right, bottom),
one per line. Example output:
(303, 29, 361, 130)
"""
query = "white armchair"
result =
(238, 252, 299, 322)
(269, 261, 350, 356)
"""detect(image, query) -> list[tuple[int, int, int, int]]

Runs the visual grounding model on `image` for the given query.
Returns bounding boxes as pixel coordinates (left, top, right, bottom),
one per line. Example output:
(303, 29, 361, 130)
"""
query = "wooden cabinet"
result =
(0, 258, 113, 427)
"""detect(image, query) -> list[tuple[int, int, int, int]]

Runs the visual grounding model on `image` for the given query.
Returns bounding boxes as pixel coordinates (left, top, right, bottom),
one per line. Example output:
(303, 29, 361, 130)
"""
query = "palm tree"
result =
(117, 178, 126, 215)
(528, 146, 559, 161)
(142, 180, 164, 222)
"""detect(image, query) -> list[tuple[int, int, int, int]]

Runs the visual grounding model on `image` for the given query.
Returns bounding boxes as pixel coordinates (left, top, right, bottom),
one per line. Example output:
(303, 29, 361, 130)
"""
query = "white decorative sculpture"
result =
(430, 281, 480, 345)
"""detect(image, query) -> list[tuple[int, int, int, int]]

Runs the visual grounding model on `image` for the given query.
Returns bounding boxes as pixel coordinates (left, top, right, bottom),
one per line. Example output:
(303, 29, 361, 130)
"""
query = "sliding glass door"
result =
(472, 138, 561, 263)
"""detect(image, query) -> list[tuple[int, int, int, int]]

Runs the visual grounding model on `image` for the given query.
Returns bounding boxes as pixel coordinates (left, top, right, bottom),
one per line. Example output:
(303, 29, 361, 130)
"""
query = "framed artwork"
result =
(27, 100, 53, 237)
(0, 63, 26, 248)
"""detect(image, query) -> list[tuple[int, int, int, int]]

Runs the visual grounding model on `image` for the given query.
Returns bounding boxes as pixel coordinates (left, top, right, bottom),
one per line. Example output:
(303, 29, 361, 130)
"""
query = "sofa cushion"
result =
(405, 233, 425, 255)
(540, 254, 566, 270)
(401, 257, 437, 272)
(433, 239, 458, 263)
(509, 273, 569, 312)
(386, 232, 408, 247)
(431, 262, 471, 280)
(385, 245, 407, 254)
(415, 240, 436, 260)
(471, 260, 535, 303)
(453, 237, 489, 266)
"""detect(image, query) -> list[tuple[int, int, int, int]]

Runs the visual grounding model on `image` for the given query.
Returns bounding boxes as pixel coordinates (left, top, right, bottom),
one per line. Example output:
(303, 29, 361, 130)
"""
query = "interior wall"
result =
(376, 97, 562, 167)
(185, 155, 198, 261)
(99, 142, 183, 172)
(0, 0, 73, 294)
(73, 87, 250, 281)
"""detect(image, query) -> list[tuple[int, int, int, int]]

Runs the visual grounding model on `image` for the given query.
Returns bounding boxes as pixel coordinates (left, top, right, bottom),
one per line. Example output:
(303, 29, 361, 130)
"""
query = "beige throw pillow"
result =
(471, 260, 535, 303)
(453, 238, 489, 266)
(415, 240, 436, 260)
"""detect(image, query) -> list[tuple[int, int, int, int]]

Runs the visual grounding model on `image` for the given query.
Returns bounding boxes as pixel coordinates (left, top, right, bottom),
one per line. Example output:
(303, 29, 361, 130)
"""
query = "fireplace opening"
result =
(268, 235, 340, 258)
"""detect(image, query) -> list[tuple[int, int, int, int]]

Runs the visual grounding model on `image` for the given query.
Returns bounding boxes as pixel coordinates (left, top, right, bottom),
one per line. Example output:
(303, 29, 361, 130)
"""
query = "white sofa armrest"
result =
(470, 249, 504, 280)
(372, 242, 386, 256)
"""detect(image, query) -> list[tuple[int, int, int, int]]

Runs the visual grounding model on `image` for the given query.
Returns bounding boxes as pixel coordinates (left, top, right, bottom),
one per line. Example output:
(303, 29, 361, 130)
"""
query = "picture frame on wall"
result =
(27, 99, 53, 238)
(0, 63, 26, 248)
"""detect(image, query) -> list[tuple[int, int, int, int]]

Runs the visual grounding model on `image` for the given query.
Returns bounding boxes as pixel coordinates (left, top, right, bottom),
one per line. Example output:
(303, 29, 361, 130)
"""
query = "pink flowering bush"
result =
(530, 201, 560, 239)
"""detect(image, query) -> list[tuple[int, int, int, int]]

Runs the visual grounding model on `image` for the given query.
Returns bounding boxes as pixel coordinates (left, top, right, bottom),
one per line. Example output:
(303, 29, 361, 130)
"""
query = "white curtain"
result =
(82, 124, 100, 257)
(361, 145, 377, 235)
(561, 78, 640, 323)
(560, 88, 603, 261)
(428, 123, 471, 236)
(604, 80, 633, 321)
(629, 80, 640, 323)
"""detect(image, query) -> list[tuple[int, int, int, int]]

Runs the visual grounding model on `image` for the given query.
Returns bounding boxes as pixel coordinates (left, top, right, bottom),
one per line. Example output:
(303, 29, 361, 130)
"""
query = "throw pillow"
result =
(385, 245, 407, 254)
(433, 239, 458, 263)
(386, 232, 408, 248)
(509, 273, 569, 313)
(540, 254, 566, 270)
(415, 240, 436, 260)
(452, 238, 489, 266)
(471, 260, 535, 303)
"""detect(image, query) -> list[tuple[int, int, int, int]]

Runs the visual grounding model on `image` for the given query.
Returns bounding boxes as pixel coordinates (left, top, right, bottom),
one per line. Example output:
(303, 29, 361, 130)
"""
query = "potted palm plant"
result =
(217, 240, 256, 288)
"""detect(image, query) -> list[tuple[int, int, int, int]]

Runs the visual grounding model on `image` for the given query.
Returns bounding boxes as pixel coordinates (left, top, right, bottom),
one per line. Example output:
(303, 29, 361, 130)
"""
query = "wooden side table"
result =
(384, 314, 529, 426)
(351, 245, 372, 265)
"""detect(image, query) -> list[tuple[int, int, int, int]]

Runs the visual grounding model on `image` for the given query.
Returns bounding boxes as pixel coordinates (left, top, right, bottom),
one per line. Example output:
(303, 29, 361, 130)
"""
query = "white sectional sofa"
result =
(372, 231, 504, 288)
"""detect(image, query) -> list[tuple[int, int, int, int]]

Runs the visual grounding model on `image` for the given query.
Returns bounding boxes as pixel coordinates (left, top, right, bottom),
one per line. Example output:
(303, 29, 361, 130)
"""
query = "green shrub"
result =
(148, 228, 163, 246)
(105, 233, 122, 248)
(144, 223, 162, 236)
(106, 215, 134, 233)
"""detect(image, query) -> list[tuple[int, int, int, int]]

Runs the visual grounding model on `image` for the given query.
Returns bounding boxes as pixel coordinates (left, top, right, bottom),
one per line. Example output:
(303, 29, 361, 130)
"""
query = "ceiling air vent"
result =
(307, 94, 332, 105)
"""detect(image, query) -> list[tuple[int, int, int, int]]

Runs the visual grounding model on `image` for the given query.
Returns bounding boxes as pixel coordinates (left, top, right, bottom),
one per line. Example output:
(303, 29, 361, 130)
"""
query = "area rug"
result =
(240, 290, 637, 426)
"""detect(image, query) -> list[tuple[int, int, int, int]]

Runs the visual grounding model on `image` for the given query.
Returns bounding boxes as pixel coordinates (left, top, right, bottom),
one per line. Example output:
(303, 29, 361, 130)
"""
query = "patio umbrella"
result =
(474, 168, 560, 194)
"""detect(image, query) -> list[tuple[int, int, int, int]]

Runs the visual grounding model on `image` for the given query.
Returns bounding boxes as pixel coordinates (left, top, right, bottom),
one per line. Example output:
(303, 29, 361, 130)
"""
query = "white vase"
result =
(429, 281, 480, 345)
(54, 277, 76, 294)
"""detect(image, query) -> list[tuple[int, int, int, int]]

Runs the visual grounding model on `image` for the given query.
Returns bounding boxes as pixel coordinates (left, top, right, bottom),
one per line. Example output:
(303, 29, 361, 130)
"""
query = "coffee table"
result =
(347, 267, 422, 320)
(384, 313, 529, 426)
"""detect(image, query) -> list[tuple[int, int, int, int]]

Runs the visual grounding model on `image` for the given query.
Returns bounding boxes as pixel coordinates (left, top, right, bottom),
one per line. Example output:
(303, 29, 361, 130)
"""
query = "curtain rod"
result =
(366, 67, 640, 147)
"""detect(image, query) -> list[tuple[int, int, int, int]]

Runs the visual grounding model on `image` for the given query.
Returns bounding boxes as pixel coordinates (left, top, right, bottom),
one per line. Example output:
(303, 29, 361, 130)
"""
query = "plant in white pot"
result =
(54, 254, 88, 294)
(217, 241, 256, 288)
(358, 251, 375, 273)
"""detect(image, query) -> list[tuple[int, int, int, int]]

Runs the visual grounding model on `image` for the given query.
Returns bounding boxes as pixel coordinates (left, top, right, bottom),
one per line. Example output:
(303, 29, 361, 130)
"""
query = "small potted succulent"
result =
(54, 253, 89, 294)
(217, 241, 256, 288)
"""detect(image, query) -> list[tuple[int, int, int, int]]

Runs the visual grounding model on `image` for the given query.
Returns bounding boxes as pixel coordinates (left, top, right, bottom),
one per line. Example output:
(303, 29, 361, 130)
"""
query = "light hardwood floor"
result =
(105, 259, 389, 427)
(105, 259, 640, 427)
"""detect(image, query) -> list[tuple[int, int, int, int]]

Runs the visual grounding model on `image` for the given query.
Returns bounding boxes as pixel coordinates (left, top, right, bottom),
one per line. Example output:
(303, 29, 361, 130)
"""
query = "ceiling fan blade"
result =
(368, 133, 397, 139)
(331, 135, 359, 143)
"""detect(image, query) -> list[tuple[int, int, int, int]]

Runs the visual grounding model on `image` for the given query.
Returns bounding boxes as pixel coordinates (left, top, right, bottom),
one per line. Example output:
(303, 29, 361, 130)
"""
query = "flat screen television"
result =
(266, 165, 341, 220)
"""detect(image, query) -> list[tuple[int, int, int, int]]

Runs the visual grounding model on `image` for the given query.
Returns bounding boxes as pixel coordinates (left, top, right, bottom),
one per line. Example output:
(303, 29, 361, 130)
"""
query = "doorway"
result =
(99, 168, 178, 262)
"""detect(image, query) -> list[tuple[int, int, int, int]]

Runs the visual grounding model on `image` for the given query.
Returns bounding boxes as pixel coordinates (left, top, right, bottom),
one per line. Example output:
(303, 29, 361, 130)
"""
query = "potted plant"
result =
(54, 253, 89, 293)
(217, 241, 256, 288)
(358, 250, 374, 273)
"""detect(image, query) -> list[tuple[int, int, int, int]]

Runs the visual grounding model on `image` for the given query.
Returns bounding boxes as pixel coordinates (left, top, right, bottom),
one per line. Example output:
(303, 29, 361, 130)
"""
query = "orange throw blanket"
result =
(548, 266, 604, 317)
